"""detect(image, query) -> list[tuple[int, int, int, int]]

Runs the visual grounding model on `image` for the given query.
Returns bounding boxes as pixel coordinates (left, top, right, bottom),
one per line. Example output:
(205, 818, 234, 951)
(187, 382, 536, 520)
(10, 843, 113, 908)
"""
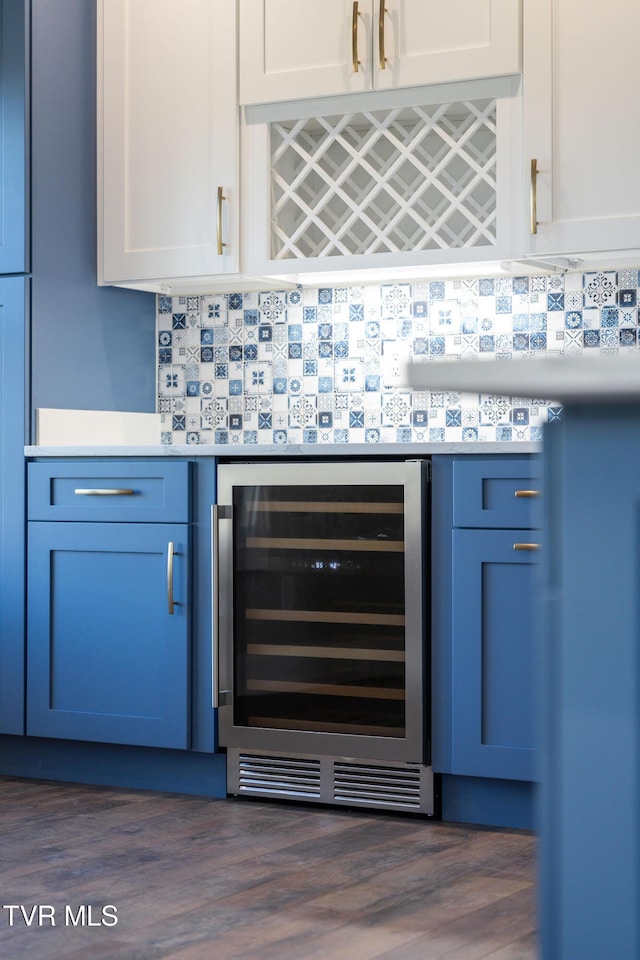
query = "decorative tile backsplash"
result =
(157, 268, 640, 446)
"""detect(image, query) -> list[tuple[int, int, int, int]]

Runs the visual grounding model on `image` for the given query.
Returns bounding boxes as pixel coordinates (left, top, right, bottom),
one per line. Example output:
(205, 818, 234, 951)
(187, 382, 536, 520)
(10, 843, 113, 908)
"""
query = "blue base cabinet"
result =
(432, 455, 540, 827)
(0, 457, 226, 797)
(26, 460, 213, 751)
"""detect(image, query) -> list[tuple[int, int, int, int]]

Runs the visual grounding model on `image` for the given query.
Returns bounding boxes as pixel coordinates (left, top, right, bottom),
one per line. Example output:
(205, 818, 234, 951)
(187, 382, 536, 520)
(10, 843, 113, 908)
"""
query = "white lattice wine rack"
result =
(269, 99, 498, 261)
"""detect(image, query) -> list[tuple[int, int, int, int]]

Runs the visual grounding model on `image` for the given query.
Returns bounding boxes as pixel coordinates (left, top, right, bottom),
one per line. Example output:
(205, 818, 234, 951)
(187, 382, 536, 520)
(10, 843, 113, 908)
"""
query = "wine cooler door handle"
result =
(213, 504, 234, 710)
(212, 505, 219, 708)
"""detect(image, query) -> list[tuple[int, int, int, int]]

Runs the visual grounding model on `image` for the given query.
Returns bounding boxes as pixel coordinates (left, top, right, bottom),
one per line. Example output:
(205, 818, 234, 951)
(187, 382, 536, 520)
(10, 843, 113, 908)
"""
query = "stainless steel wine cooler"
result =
(215, 460, 434, 815)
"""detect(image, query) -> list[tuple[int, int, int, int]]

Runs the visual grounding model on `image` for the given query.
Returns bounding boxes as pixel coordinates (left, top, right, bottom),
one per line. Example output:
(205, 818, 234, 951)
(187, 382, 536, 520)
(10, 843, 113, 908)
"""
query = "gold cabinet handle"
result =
(352, 1, 361, 72)
(74, 488, 135, 496)
(378, 2, 387, 70)
(167, 541, 176, 615)
(513, 543, 540, 551)
(530, 158, 538, 235)
(514, 489, 540, 499)
(216, 185, 226, 255)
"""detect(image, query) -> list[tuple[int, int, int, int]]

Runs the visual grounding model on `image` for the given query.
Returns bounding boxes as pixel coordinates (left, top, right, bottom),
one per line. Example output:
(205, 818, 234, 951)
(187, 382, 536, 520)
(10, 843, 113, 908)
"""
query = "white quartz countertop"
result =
(25, 441, 540, 458)
(29, 408, 539, 456)
(405, 355, 640, 402)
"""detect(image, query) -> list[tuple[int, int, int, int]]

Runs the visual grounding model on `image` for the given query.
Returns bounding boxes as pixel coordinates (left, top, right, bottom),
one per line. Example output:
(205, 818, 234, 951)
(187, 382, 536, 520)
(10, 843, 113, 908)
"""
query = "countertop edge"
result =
(24, 442, 541, 458)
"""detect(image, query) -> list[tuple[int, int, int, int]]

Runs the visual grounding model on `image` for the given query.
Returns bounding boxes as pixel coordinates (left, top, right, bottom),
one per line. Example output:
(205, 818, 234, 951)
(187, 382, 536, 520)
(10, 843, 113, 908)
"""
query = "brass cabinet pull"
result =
(513, 543, 540, 551)
(352, 1, 361, 72)
(514, 489, 540, 499)
(74, 488, 135, 496)
(167, 541, 176, 615)
(530, 158, 538, 235)
(216, 185, 226, 255)
(378, 2, 387, 69)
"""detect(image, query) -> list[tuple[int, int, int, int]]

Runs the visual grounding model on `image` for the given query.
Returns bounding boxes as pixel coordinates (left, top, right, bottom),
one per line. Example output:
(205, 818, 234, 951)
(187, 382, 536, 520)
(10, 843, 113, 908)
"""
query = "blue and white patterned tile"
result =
(200, 398, 227, 431)
(158, 366, 186, 398)
(259, 291, 287, 323)
(157, 270, 640, 445)
(244, 361, 273, 395)
(583, 271, 618, 308)
(429, 299, 462, 332)
(381, 283, 411, 318)
(334, 359, 364, 392)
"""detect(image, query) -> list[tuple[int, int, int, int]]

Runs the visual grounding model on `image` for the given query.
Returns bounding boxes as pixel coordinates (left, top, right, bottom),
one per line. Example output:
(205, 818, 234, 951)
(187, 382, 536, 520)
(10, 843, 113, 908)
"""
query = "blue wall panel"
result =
(0, 0, 28, 273)
(30, 0, 156, 417)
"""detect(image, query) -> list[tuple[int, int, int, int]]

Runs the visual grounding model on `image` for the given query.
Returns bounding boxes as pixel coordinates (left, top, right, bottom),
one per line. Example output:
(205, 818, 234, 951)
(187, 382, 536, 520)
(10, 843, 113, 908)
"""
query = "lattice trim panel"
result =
(270, 99, 498, 260)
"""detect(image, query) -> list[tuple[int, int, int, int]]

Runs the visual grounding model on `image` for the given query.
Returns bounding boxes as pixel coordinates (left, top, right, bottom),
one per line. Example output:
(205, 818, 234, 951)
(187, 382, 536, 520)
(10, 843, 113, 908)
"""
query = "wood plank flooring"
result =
(0, 776, 537, 959)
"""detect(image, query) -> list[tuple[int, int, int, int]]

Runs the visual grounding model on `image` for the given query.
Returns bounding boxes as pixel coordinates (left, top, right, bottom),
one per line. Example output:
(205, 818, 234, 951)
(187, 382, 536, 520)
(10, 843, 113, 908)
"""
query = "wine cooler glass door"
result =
(217, 460, 427, 763)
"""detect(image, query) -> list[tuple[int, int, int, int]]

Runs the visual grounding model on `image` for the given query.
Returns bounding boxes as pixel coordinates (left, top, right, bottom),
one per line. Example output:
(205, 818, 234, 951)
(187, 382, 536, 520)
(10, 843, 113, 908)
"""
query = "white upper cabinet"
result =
(98, 0, 240, 291)
(523, 0, 640, 260)
(240, 0, 522, 106)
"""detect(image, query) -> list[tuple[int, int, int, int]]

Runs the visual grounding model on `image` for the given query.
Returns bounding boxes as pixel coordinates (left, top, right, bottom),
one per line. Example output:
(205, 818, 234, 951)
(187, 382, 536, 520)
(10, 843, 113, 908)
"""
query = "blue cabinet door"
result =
(0, 0, 28, 273)
(0, 276, 26, 734)
(27, 521, 190, 748)
(450, 528, 538, 781)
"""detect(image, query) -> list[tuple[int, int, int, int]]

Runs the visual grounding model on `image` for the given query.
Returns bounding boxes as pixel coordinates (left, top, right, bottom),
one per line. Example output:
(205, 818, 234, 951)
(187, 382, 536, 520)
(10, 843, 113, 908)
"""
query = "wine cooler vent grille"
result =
(228, 749, 434, 815)
(334, 762, 422, 809)
(237, 754, 322, 798)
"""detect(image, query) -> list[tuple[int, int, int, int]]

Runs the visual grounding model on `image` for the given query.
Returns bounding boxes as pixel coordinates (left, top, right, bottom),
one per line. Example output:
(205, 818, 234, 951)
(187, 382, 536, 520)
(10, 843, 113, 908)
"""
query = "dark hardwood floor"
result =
(0, 776, 537, 959)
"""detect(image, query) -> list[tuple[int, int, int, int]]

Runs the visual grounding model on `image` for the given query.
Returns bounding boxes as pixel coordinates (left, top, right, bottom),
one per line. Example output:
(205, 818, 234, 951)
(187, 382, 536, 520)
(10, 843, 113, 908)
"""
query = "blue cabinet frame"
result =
(0, 277, 26, 733)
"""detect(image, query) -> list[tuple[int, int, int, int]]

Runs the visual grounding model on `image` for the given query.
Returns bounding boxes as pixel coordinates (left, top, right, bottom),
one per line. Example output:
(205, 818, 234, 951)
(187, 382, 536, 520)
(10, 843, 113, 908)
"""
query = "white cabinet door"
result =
(240, 0, 521, 106)
(240, 0, 372, 104)
(98, 0, 238, 285)
(375, 0, 521, 90)
(524, 0, 640, 258)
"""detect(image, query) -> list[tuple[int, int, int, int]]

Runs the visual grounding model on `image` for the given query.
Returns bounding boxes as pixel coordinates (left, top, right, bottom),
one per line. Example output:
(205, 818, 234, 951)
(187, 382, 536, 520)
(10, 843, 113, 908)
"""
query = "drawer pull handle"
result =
(352, 1, 361, 72)
(514, 489, 540, 498)
(167, 541, 177, 615)
(74, 488, 135, 496)
(513, 543, 540, 551)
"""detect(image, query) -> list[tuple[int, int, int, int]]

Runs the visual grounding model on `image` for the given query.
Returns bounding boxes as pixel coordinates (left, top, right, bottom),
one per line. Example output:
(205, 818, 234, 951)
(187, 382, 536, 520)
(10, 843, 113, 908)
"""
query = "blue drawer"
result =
(28, 461, 190, 522)
(452, 458, 540, 529)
